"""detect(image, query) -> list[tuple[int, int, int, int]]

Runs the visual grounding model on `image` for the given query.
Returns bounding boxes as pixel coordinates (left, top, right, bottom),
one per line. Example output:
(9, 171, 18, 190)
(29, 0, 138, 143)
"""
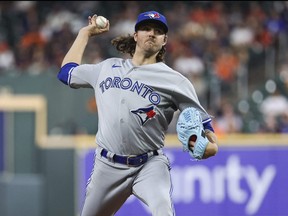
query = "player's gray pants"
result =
(80, 147, 175, 216)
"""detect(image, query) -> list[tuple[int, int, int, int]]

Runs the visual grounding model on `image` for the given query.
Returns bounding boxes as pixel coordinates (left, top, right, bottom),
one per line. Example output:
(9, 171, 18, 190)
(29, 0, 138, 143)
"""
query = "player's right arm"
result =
(61, 14, 110, 66)
(57, 15, 109, 86)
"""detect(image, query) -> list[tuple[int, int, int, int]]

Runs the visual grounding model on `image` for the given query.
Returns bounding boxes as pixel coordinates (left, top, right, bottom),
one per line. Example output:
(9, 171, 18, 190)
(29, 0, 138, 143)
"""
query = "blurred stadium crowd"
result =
(0, 1, 288, 134)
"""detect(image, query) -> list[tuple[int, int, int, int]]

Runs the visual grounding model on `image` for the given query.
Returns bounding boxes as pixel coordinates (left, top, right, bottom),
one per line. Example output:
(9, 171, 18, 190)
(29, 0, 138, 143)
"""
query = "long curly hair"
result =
(111, 34, 166, 62)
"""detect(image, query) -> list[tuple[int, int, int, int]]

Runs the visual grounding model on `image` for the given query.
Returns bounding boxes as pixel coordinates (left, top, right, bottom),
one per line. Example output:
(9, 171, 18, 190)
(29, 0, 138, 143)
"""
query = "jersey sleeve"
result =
(57, 62, 79, 86)
(58, 61, 105, 89)
(172, 77, 212, 122)
(70, 62, 105, 89)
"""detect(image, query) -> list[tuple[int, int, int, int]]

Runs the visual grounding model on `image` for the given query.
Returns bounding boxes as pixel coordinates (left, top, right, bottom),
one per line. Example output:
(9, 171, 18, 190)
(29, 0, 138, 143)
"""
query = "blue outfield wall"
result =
(77, 145, 288, 216)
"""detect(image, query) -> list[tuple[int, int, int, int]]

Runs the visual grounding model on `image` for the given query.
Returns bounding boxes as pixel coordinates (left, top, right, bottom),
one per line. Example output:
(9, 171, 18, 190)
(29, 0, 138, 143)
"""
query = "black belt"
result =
(100, 148, 159, 167)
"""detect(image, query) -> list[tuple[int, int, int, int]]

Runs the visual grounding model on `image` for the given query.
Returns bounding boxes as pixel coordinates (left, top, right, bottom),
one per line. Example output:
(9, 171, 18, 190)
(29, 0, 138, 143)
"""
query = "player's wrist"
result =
(205, 129, 217, 144)
(78, 28, 91, 39)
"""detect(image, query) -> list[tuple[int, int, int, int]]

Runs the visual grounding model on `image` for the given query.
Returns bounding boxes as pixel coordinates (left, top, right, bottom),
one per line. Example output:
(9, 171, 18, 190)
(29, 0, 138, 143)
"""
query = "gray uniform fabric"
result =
(81, 147, 174, 216)
(69, 57, 211, 215)
(70, 57, 211, 155)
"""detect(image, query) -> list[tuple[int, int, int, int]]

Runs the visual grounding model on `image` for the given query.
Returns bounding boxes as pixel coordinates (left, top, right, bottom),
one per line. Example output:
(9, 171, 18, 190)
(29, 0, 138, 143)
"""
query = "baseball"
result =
(96, 16, 108, 28)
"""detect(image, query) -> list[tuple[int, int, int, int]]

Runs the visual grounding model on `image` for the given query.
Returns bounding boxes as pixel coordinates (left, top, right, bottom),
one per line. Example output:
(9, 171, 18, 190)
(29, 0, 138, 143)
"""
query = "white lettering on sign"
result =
(170, 155, 276, 215)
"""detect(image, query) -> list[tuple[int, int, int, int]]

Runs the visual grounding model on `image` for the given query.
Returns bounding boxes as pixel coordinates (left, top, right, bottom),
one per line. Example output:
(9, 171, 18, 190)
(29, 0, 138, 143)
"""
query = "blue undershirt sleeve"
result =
(203, 121, 215, 132)
(57, 62, 79, 85)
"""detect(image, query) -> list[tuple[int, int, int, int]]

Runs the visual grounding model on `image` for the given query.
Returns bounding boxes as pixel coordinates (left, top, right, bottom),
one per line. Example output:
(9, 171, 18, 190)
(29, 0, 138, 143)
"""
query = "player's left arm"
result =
(202, 129, 218, 159)
(188, 121, 218, 159)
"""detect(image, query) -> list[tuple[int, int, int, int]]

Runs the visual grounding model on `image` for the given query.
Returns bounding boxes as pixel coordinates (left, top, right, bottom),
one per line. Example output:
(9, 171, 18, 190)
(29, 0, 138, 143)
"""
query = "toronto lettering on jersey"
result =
(99, 76, 161, 105)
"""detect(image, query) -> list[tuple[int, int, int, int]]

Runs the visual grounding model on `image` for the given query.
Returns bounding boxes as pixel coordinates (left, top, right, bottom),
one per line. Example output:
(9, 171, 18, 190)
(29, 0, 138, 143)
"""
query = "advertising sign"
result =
(77, 146, 288, 216)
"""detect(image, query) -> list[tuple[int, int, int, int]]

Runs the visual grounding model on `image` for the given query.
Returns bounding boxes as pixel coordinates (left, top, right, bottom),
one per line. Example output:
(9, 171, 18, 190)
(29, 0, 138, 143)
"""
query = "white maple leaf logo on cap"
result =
(145, 12, 160, 19)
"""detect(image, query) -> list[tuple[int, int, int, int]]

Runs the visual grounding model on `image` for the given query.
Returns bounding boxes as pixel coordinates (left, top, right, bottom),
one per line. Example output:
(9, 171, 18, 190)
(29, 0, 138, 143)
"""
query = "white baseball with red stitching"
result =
(96, 16, 108, 28)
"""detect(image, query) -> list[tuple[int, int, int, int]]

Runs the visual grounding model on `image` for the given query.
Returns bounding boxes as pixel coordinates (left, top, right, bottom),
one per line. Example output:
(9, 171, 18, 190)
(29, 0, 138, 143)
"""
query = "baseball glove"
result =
(176, 107, 209, 160)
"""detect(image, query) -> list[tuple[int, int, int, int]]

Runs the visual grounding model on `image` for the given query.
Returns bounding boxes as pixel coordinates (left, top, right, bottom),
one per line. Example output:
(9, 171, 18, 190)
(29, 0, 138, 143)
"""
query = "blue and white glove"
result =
(176, 107, 209, 160)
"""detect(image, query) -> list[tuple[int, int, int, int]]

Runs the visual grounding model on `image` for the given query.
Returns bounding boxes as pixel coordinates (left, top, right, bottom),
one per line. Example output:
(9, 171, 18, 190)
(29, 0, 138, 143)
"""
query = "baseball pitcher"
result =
(57, 10, 218, 216)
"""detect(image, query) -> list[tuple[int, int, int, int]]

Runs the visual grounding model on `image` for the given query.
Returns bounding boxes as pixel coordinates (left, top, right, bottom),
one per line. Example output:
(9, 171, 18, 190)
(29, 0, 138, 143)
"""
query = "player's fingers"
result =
(188, 141, 195, 151)
(89, 14, 97, 25)
(88, 16, 92, 25)
(103, 20, 110, 30)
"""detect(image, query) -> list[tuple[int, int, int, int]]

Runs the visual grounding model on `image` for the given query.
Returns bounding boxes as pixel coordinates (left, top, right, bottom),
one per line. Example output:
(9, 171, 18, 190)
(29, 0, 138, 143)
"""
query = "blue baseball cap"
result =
(135, 11, 168, 33)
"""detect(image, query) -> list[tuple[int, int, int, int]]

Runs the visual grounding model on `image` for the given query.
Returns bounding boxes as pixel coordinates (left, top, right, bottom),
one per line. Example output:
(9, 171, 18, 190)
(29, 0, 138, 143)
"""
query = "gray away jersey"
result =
(69, 58, 211, 155)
